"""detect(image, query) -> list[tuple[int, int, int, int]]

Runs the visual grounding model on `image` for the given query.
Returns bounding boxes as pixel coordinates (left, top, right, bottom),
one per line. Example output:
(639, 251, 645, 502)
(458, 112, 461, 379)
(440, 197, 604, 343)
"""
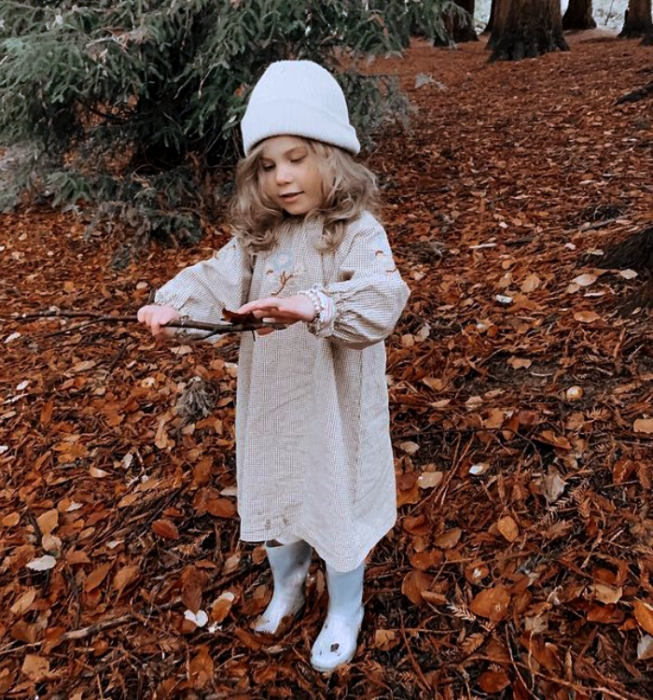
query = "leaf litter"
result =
(1, 32, 653, 700)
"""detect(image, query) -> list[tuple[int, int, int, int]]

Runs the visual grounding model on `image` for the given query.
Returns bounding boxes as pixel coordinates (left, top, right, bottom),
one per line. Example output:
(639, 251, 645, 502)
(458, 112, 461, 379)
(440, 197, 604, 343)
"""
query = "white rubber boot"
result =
(253, 540, 312, 635)
(310, 562, 365, 672)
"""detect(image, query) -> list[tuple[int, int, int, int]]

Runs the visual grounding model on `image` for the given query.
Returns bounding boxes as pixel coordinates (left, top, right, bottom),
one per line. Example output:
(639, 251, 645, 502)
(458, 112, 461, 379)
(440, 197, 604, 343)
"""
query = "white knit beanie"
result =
(241, 60, 360, 156)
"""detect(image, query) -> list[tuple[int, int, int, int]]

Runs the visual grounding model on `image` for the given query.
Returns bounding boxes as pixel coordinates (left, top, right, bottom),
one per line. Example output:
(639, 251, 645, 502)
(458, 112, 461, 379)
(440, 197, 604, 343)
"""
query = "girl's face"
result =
(258, 136, 324, 216)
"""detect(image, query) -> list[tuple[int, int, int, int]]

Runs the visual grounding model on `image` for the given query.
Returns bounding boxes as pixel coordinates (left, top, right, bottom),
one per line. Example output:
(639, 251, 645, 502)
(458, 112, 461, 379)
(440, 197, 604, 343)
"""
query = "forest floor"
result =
(2, 32, 653, 700)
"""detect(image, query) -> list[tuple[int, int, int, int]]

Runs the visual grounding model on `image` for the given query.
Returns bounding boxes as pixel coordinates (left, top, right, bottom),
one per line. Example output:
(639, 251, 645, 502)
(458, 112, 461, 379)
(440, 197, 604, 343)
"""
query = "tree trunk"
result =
(489, 0, 569, 61)
(452, 0, 479, 42)
(562, 0, 597, 30)
(483, 0, 497, 34)
(434, 0, 478, 44)
(643, 27, 653, 43)
(619, 0, 653, 37)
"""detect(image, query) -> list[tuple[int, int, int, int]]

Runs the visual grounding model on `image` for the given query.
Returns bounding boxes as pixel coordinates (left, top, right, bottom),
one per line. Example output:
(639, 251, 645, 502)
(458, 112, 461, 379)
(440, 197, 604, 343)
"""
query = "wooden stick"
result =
(13, 310, 286, 335)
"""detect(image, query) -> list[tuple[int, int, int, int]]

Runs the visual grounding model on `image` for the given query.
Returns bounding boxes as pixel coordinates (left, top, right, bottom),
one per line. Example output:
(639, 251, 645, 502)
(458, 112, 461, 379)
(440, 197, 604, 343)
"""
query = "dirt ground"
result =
(1, 32, 653, 700)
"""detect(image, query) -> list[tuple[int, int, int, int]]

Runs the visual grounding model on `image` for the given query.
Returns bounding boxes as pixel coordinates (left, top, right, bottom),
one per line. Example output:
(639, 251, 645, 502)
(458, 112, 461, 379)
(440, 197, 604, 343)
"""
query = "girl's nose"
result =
(276, 165, 292, 185)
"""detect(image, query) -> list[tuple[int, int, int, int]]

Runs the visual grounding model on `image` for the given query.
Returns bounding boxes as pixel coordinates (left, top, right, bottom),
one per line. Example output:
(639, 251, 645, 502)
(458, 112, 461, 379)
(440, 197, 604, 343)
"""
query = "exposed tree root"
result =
(617, 80, 653, 104)
(596, 225, 653, 272)
(593, 225, 653, 312)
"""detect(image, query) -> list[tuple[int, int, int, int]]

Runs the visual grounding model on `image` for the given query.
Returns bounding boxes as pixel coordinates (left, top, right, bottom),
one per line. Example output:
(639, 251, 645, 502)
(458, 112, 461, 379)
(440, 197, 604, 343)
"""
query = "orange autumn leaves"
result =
(4, 33, 653, 699)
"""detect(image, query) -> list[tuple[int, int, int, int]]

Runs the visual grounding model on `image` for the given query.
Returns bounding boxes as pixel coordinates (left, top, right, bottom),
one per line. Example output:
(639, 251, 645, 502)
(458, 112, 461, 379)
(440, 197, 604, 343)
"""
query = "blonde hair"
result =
(230, 138, 379, 254)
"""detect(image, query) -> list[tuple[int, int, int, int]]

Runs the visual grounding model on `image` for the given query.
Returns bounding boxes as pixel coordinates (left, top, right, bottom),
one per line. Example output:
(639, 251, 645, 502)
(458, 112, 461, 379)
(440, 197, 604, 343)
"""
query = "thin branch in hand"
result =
(12, 309, 287, 338)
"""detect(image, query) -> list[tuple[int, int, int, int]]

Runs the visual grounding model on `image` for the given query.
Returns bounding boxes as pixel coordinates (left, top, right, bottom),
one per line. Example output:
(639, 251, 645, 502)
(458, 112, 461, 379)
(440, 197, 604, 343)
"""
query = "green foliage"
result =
(0, 0, 451, 239)
(46, 169, 94, 206)
(373, 0, 459, 48)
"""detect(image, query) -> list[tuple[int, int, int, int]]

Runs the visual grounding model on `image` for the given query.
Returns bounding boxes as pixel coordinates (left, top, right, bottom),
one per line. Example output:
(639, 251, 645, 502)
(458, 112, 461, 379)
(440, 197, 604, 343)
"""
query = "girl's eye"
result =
(261, 163, 274, 172)
(290, 156, 305, 164)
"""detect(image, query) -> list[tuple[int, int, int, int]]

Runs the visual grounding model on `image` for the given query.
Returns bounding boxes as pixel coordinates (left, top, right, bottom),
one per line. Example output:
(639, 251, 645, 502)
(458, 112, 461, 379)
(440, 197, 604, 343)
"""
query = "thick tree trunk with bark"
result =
(451, 0, 479, 42)
(489, 0, 569, 61)
(483, 0, 497, 33)
(434, 0, 478, 44)
(562, 0, 597, 29)
(619, 0, 653, 37)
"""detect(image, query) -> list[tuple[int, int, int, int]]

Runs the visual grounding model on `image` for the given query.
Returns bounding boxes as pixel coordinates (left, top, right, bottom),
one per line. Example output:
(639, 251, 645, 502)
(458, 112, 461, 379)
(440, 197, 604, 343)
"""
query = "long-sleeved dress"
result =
(155, 211, 410, 572)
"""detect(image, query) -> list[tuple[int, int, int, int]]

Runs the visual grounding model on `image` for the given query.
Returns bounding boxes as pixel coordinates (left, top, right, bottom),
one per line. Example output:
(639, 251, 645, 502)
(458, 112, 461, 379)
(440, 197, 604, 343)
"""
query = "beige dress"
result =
(155, 211, 410, 571)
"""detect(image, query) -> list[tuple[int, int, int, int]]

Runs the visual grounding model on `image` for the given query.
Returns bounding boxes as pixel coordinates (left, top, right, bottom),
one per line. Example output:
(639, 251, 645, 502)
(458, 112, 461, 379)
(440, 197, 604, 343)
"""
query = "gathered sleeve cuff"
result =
(309, 218, 410, 349)
(154, 238, 253, 335)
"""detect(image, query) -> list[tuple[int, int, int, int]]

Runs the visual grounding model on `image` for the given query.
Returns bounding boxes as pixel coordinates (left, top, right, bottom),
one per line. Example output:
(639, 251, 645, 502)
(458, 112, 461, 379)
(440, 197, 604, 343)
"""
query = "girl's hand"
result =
(137, 304, 180, 337)
(236, 295, 316, 335)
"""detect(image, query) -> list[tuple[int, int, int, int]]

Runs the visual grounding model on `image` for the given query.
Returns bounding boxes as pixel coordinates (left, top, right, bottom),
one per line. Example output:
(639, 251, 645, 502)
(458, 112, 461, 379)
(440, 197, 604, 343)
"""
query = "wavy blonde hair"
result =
(230, 138, 379, 253)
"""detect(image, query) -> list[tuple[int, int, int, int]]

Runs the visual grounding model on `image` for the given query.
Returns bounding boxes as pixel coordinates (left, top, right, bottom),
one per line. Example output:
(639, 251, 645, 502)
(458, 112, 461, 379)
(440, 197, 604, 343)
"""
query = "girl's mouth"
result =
(280, 192, 302, 202)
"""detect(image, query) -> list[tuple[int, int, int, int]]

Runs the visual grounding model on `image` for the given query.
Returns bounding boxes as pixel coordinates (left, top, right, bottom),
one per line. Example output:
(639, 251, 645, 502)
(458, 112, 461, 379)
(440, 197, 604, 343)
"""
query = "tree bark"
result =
(483, 0, 497, 34)
(489, 0, 569, 61)
(562, 0, 597, 30)
(433, 0, 478, 44)
(451, 0, 479, 42)
(619, 0, 653, 37)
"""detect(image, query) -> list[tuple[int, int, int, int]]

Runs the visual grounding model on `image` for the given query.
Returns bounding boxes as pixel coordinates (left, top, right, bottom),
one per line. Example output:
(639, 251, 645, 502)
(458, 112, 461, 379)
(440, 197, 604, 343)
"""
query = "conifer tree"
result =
(0, 1, 451, 237)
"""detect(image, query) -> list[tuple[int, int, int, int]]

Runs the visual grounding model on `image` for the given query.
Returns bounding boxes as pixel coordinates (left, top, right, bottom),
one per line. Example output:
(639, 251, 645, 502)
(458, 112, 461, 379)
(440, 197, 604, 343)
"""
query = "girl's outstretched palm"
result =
(236, 295, 316, 335)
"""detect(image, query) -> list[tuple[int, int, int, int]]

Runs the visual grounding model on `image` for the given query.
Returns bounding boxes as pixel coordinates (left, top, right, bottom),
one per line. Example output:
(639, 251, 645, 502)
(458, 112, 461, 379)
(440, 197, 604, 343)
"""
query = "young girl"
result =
(138, 60, 410, 672)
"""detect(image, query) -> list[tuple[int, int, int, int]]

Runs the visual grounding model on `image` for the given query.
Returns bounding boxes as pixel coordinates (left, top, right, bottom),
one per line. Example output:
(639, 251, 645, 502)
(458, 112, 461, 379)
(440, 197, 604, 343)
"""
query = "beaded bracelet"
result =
(298, 287, 334, 333)
(298, 288, 323, 322)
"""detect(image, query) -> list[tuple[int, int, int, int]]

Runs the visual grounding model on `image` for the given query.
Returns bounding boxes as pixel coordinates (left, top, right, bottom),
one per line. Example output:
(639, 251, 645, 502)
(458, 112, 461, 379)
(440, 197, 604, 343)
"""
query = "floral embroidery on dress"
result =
(375, 249, 397, 274)
(265, 248, 306, 296)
